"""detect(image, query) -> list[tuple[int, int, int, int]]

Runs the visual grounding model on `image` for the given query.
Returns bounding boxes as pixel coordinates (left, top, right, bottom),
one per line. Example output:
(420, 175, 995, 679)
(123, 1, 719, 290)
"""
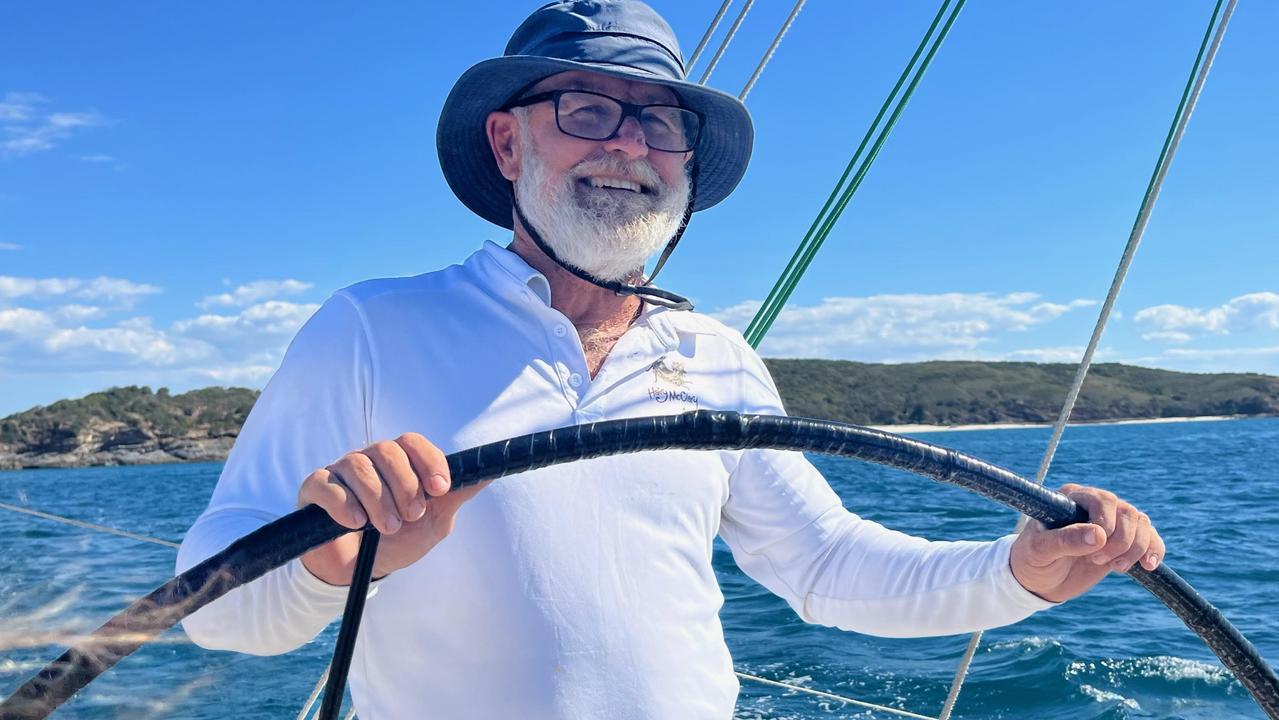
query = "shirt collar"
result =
(478, 240, 551, 306)
(474, 240, 680, 351)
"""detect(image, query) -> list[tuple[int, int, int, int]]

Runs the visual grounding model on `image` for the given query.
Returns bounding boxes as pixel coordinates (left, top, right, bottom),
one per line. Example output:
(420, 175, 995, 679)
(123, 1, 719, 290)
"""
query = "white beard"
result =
(513, 113, 691, 283)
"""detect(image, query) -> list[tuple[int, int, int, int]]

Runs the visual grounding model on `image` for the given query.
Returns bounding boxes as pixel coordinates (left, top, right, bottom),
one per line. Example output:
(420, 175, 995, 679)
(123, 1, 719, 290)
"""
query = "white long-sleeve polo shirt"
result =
(177, 241, 1053, 719)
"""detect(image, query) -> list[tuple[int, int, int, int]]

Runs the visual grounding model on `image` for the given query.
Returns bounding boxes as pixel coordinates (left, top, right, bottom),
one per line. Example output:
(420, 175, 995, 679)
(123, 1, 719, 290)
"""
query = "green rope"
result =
(743, 0, 966, 348)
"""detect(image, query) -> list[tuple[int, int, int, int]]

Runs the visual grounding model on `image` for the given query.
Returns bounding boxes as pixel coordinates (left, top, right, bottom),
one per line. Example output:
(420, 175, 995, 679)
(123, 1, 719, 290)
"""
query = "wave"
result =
(1066, 655, 1233, 687)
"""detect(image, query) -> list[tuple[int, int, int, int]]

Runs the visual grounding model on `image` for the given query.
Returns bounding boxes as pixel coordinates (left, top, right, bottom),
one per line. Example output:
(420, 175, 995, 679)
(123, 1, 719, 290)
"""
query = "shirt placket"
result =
(577, 315, 679, 422)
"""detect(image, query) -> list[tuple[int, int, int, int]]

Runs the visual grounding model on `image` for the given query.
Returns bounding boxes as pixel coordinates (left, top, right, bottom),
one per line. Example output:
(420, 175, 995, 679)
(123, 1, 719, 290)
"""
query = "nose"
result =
(602, 116, 648, 159)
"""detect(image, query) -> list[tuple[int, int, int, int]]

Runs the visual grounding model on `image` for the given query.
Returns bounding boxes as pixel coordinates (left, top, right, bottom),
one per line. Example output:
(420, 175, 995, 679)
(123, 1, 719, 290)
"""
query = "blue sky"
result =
(1, 1, 1276, 416)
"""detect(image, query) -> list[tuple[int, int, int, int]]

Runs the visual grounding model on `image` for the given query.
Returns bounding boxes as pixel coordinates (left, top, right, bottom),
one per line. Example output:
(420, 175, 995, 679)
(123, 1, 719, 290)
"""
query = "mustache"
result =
(570, 155, 666, 194)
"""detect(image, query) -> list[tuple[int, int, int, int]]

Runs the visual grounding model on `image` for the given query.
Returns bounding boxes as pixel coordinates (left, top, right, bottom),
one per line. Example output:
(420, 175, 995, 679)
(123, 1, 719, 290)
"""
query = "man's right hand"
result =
(297, 433, 487, 586)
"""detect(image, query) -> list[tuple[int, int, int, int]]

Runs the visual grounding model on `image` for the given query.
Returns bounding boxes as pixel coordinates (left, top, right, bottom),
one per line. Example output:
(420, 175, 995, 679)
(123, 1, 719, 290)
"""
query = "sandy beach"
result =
(871, 415, 1243, 435)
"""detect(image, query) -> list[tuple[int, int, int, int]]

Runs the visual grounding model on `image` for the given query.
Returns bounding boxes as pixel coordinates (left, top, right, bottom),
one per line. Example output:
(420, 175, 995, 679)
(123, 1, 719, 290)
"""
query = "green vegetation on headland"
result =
(764, 360, 1279, 425)
(0, 386, 257, 470)
(1, 361, 1276, 469)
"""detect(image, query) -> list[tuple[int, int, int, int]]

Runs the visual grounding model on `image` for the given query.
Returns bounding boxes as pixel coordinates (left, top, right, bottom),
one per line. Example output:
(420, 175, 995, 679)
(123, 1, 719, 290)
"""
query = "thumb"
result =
(1028, 522, 1105, 563)
(426, 481, 490, 529)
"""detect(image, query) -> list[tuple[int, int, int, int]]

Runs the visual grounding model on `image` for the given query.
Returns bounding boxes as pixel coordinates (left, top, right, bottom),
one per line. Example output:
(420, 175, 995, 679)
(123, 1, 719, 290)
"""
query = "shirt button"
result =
(553, 325, 568, 337)
(568, 373, 583, 387)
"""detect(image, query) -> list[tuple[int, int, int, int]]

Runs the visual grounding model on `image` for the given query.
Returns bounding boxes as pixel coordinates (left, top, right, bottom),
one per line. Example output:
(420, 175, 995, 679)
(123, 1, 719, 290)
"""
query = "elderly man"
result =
(178, 2, 1165, 718)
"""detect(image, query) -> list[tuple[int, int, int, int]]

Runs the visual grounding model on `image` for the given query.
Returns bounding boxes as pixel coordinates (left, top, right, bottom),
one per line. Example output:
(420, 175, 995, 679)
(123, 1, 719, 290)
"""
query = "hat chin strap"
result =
(511, 171, 697, 312)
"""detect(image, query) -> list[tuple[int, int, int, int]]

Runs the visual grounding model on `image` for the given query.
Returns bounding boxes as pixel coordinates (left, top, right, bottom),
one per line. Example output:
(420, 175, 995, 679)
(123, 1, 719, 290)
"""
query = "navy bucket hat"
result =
(437, 0, 754, 230)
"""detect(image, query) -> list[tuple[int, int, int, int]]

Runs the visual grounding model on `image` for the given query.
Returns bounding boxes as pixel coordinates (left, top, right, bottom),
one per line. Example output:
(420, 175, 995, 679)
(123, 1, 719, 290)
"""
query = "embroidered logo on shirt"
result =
(647, 356, 698, 407)
(648, 357, 690, 387)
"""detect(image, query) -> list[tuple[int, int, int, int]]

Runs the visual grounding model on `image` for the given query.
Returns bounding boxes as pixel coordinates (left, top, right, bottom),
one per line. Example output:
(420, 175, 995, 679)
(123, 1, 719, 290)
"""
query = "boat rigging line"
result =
(742, 0, 967, 348)
(2, 410, 1277, 720)
(737, 0, 806, 102)
(0, 500, 179, 549)
(695, 0, 754, 85)
(938, 1, 1237, 715)
(685, 0, 734, 75)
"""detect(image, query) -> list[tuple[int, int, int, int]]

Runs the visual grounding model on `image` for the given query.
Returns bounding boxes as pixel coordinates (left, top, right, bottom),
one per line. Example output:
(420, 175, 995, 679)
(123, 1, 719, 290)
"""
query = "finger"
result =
(1064, 486, 1117, 536)
(397, 433, 451, 497)
(1113, 514, 1154, 572)
(364, 440, 426, 523)
(330, 452, 402, 534)
(299, 468, 367, 530)
(1091, 505, 1139, 566)
(1028, 522, 1106, 563)
(1141, 524, 1167, 571)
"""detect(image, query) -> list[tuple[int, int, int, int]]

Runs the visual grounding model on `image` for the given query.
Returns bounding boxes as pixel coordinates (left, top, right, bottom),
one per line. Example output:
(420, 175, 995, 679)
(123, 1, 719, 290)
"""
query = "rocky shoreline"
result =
(3, 363, 1277, 470)
(0, 436, 236, 470)
(0, 385, 256, 471)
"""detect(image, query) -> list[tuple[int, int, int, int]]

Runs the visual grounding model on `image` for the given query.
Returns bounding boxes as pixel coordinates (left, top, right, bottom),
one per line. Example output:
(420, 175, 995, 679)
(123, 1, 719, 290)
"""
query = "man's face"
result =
(512, 70, 692, 198)
(488, 70, 694, 282)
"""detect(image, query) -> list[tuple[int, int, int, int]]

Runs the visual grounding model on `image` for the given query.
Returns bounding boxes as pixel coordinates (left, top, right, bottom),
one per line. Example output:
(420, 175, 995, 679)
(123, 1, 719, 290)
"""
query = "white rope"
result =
(0, 499, 180, 548)
(938, 4, 1238, 717)
(1028, 0, 1238, 494)
(343, 706, 356, 720)
(736, 671, 937, 720)
(936, 630, 980, 720)
(697, 0, 754, 85)
(687, 0, 734, 75)
(738, 0, 807, 101)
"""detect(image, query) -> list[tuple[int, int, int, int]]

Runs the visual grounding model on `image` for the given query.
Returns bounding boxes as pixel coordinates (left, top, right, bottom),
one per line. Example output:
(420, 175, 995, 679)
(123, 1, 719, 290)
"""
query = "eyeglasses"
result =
(504, 89, 702, 153)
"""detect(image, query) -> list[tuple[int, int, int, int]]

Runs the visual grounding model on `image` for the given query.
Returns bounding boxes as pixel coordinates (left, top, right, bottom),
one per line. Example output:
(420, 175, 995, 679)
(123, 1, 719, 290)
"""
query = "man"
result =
(178, 2, 1165, 718)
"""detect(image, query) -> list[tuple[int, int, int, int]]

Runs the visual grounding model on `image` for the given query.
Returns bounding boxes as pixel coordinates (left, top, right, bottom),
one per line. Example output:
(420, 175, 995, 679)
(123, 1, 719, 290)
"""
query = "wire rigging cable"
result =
(1031, 0, 1236, 490)
(737, 0, 807, 102)
(697, 0, 754, 85)
(742, 0, 966, 348)
(937, 3, 1238, 716)
(3, 411, 1277, 720)
(0, 500, 179, 549)
(686, 0, 734, 75)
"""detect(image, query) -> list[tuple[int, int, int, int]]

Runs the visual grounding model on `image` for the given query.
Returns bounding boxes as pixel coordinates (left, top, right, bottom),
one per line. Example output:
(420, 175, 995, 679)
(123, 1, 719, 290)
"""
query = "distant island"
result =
(2, 361, 1276, 469)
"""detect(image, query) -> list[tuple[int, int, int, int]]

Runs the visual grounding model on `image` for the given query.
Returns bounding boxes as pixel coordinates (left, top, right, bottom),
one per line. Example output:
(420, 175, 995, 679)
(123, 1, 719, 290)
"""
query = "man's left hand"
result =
(1010, 483, 1166, 603)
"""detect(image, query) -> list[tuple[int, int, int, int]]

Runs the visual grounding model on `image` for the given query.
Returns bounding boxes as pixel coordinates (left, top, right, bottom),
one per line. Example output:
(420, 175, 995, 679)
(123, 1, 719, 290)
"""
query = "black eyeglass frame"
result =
(503, 89, 703, 153)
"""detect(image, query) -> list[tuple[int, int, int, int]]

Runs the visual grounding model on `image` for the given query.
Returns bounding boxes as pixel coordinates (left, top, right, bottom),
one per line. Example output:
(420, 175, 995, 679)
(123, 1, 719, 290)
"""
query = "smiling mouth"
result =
(578, 176, 652, 194)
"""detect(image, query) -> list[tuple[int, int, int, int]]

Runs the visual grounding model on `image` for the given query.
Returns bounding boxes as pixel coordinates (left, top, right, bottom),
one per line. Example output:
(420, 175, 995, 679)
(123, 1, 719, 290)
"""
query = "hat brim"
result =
(437, 56, 754, 230)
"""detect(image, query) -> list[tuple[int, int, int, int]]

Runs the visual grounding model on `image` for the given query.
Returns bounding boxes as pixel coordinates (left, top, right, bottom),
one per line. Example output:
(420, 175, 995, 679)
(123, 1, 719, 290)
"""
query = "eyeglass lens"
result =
(556, 91, 698, 152)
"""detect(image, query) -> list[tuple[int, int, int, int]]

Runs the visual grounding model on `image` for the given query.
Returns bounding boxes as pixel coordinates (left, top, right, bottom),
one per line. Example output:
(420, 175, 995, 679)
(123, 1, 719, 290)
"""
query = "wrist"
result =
(301, 548, 354, 587)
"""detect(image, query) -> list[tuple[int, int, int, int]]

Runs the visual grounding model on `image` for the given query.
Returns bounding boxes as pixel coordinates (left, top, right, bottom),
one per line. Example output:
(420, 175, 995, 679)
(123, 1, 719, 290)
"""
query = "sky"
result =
(1, 1, 1276, 417)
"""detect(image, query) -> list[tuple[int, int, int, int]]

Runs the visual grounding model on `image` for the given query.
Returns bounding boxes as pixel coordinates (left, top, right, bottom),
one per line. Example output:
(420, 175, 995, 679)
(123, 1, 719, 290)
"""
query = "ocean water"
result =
(1, 416, 1276, 719)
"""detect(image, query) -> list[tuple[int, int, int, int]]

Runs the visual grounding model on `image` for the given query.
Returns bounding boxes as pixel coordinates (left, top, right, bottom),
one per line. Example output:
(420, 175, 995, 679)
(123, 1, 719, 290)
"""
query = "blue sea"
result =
(1, 417, 1277, 719)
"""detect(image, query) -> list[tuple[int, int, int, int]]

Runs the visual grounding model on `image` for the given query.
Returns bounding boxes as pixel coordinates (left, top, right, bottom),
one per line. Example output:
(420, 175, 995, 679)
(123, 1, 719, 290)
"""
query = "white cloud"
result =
(174, 300, 319, 351)
(1, 92, 107, 158)
(0, 276, 81, 299)
(998, 346, 1090, 363)
(0, 307, 54, 336)
(75, 276, 161, 304)
(43, 320, 206, 366)
(0, 266, 323, 396)
(1162, 346, 1279, 361)
(0, 92, 45, 122)
(78, 154, 114, 163)
(1117, 345, 1279, 376)
(0, 275, 160, 305)
(198, 279, 313, 308)
(52, 304, 104, 323)
(1134, 292, 1279, 341)
(0, 242, 19, 251)
(193, 364, 278, 384)
(712, 292, 1096, 360)
(0, 285, 318, 385)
